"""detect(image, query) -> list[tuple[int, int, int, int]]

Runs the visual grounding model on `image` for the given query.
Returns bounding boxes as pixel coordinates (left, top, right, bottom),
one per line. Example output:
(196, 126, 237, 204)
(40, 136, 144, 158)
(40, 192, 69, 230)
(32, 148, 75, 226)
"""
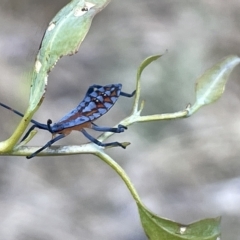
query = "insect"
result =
(0, 84, 136, 159)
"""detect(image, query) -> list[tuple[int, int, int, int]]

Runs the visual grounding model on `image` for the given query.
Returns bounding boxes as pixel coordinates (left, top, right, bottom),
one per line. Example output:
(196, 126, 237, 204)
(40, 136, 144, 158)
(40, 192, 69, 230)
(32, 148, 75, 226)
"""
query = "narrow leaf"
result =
(136, 55, 162, 82)
(133, 54, 162, 113)
(189, 55, 240, 115)
(138, 203, 221, 240)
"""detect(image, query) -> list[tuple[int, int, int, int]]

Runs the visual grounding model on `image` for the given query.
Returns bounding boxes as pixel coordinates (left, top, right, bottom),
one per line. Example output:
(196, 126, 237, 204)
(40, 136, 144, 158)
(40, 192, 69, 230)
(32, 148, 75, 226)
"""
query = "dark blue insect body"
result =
(0, 84, 135, 159)
(51, 84, 124, 132)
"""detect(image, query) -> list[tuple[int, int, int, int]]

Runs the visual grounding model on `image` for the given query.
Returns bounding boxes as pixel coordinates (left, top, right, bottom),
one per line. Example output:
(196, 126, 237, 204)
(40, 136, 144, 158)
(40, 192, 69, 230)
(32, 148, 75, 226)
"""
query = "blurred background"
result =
(0, 0, 240, 239)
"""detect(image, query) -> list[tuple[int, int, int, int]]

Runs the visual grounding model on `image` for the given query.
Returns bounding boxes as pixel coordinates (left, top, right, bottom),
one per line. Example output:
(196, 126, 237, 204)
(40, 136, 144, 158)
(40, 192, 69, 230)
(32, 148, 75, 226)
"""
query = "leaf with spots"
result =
(138, 202, 221, 240)
(29, 0, 111, 111)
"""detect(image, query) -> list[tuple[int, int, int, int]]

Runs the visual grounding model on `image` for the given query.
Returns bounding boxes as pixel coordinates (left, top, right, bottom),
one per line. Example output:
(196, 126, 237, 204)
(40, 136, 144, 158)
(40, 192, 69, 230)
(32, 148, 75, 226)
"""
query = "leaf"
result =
(138, 203, 221, 240)
(29, 0, 111, 111)
(133, 54, 163, 113)
(136, 55, 162, 82)
(189, 55, 240, 115)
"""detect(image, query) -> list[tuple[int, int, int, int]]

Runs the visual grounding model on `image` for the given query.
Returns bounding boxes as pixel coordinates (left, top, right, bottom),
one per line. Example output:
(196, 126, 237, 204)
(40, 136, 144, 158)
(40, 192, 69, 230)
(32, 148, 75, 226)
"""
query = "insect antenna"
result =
(0, 102, 50, 141)
(0, 103, 42, 126)
(81, 129, 126, 149)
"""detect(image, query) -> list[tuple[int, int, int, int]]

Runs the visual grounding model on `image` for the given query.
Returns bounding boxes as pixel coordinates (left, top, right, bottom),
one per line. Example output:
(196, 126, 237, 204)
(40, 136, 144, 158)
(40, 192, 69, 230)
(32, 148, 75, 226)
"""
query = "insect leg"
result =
(26, 134, 65, 159)
(20, 123, 49, 142)
(92, 123, 127, 133)
(21, 125, 38, 142)
(47, 119, 53, 132)
(81, 129, 126, 149)
(120, 90, 136, 98)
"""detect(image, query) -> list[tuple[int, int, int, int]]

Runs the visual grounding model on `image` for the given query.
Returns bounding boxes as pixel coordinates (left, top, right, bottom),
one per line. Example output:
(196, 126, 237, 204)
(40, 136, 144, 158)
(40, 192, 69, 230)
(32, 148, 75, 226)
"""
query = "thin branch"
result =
(3, 143, 99, 157)
(96, 151, 142, 204)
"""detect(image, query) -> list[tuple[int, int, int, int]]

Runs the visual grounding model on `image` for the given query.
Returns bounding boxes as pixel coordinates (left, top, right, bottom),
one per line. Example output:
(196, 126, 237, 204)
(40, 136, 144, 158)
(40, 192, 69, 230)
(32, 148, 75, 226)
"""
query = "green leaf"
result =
(133, 54, 162, 113)
(136, 55, 162, 82)
(138, 203, 221, 240)
(29, 0, 111, 111)
(189, 55, 240, 115)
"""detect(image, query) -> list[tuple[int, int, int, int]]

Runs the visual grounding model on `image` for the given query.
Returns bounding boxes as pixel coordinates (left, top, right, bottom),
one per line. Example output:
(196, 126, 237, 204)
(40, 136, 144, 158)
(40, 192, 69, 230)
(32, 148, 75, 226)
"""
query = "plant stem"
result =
(95, 151, 142, 204)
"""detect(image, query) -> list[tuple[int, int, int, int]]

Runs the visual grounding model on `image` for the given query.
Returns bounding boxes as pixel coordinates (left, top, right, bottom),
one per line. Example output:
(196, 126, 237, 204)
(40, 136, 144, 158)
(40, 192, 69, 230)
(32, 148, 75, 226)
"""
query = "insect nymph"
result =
(0, 84, 135, 159)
